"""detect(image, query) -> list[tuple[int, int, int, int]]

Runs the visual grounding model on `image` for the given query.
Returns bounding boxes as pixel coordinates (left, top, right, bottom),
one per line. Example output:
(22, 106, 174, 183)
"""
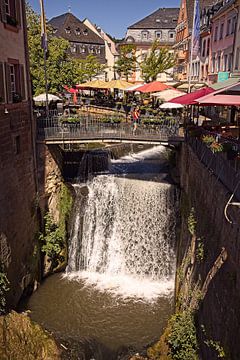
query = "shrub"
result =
(168, 311, 198, 360)
(202, 135, 215, 145)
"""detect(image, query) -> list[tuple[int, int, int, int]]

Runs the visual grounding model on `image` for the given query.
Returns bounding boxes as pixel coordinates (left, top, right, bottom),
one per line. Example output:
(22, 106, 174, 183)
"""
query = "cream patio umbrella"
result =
(102, 79, 133, 90)
(152, 89, 184, 102)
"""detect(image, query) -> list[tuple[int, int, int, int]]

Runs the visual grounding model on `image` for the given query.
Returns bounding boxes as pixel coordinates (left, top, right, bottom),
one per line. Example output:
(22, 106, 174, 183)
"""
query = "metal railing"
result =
(187, 136, 240, 200)
(37, 115, 181, 143)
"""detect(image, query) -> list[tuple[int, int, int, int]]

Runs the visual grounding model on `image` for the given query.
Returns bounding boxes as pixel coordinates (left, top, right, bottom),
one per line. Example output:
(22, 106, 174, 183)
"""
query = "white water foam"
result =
(63, 271, 174, 302)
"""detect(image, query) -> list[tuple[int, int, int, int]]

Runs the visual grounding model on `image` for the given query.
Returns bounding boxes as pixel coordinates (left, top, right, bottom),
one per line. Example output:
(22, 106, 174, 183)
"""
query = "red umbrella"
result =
(169, 87, 214, 105)
(137, 81, 173, 93)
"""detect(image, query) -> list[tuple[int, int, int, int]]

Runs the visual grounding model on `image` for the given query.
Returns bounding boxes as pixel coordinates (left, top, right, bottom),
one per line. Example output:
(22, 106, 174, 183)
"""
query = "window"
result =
(212, 53, 216, 72)
(217, 54, 221, 72)
(80, 46, 86, 53)
(226, 18, 231, 35)
(224, 54, 228, 71)
(228, 53, 233, 71)
(232, 16, 237, 34)
(207, 38, 210, 56)
(65, 26, 71, 34)
(2, 0, 20, 27)
(219, 23, 224, 40)
(96, 47, 101, 54)
(214, 26, 218, 42)
(202, 39, 206, 57)
(155, 31, 162, 39)
(83, 29, 88, 35)
(10, 64, 16, 98)
(169, 32, 175, 39)
(71, 44, 77, 53)
(141, 31, 149, 40)
(5, 0, 10, 15)
(75, 27, 81, 35)
(235, 47, 240, 70)
(5, 62, 25, 103)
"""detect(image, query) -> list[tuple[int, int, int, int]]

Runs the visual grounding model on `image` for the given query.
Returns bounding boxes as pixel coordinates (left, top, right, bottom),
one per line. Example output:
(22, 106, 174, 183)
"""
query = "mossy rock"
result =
(0, 311, 60, 359)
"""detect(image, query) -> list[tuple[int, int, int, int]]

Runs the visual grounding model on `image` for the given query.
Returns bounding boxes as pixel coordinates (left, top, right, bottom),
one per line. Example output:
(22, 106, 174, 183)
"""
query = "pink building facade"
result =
(208, 0, 238, 83)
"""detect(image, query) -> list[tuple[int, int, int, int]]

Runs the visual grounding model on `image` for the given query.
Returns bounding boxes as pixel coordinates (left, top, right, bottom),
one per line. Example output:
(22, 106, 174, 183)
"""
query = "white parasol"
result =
(33, 93, 61, 102)
(159, 102, 184, 109)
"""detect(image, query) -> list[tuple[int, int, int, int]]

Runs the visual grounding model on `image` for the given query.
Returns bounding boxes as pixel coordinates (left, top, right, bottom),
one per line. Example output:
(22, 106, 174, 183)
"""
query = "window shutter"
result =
(0, 62, 5, 103)
(19, 64, 26, 100)
(5, 63, 12, 103)
(15, 0, 21, 27)
(0, 0, 7, 23)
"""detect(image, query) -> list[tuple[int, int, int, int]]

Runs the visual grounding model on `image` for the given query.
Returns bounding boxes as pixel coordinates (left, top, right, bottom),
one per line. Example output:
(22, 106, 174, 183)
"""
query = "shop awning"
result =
(197, 94, 240, 106)
(169, 87, 214, 105)
(211, 77, 240, 91)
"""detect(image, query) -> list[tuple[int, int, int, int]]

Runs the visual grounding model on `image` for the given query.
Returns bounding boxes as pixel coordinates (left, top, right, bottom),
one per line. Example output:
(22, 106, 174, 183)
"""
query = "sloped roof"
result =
(128, 8, 179, 30)
(48, 13, 105, 45)
(187, 0, 221, 30)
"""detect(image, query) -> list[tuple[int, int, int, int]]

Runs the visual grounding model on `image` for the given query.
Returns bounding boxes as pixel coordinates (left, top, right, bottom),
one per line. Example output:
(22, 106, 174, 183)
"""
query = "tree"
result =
(141, 40, 175, 83)
(26, 4, 106, 94)
(114, 44, 137, 81)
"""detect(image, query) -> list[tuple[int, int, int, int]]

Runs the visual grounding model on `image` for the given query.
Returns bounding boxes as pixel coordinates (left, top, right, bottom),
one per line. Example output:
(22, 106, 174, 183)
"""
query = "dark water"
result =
(26, 274, 173, 352)
(24, 146, 177, 358)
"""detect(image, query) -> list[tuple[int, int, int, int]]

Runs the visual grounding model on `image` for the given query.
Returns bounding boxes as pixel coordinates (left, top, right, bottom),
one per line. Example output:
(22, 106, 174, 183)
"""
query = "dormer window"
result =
(75, 27, 81, 35)
(65, 26, 71, 34)
(156, 18, 161, 23)
(83, 29, 88, 36)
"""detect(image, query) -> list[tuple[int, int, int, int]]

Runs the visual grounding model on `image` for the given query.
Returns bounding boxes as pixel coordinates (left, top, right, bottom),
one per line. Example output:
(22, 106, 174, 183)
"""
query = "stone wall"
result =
(0, 102, 38, 308)
(178, 144, 240, 360)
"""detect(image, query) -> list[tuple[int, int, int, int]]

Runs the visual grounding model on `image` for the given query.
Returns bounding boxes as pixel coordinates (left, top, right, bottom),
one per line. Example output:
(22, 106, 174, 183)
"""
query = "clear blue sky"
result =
(28, 0, 180, 38)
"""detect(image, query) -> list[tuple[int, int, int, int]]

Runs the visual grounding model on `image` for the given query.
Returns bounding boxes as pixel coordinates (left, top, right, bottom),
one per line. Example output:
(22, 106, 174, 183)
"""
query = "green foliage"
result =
(141, 41, 175, 82)
(0, 263, 10, 315)
(58, 184, 73, 242)
(39, 213, 64, 261)
(26, 4, 105, 95)
(201, 325, 226, 358)
(114, 44, 137, 80)
(168, 311, 199, 360)
(188, 208, 197, 236)
(209, 142, 223, 153)
(196, 239, 204, 262)
(202, 135, 215, 145)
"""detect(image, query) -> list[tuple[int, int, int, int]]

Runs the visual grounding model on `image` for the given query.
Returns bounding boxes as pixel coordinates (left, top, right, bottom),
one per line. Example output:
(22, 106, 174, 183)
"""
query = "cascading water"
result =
(66, 146, 178, 301)
(25, 145, 179, 355)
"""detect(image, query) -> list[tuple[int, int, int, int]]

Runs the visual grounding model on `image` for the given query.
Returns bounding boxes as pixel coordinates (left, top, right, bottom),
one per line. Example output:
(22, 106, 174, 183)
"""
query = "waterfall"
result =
(66, 172, 178, 301)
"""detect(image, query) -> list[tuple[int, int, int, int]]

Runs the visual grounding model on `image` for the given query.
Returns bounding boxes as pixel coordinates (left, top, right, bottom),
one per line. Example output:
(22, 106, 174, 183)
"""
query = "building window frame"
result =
(155, 31, 162, 39)
(214, 26, 218, 42)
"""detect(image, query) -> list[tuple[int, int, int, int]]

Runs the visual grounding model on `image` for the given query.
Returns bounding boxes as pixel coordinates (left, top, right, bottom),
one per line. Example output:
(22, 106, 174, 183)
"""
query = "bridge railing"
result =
(187, 136, 240, 200)
(37, 115, 181, 142)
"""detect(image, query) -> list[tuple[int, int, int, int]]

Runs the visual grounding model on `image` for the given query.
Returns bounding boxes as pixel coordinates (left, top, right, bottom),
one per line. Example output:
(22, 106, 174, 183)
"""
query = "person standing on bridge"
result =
(131, 106, 140, 135)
